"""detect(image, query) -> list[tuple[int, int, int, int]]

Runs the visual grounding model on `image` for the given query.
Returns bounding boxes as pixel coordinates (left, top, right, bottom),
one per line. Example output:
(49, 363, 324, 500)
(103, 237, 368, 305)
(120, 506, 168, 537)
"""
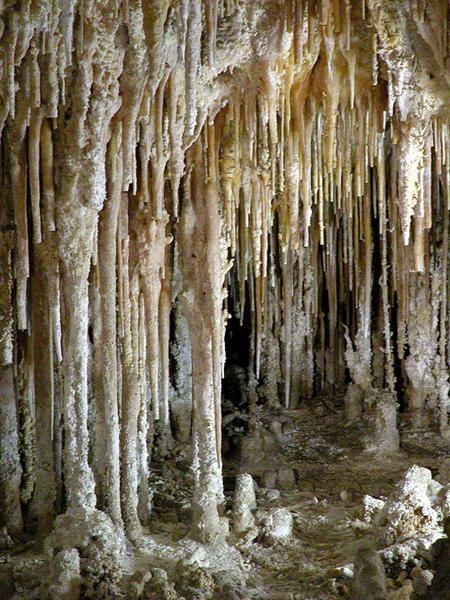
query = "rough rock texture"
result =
(45, 508, 126, 599)
(47, 549, 81, 600)
(143, 568, 179, 600)
(363, 495, 386, 524)
(376, 466, 444, 546)
(261, 508, 294, 546)
(0, 0, 448, 597)
(363, 392, 400, 456)
(233, 473, 258, 540)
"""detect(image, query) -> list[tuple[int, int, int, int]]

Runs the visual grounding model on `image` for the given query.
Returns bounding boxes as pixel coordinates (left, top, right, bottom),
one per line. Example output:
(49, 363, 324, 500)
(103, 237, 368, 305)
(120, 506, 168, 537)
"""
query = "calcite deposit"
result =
(0, 0, 448, 598)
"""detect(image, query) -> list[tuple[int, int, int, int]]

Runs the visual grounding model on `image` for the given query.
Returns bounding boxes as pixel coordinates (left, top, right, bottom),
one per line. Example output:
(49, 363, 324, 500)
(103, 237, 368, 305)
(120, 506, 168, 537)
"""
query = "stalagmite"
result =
(0, 0, 448, 596)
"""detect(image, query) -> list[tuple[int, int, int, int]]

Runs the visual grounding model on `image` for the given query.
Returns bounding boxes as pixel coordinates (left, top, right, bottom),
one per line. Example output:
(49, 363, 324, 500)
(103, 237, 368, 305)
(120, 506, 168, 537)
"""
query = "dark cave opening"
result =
(222, 282, 253, 460)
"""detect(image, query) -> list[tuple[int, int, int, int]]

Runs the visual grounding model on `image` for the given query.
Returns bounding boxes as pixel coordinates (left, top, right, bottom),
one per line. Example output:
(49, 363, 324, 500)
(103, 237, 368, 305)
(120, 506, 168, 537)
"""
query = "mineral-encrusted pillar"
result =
(179, 135, 227, 544)
(53, 0, 126, 518)
(57, 193, 99, 515)
(188, 319, 227, 542)
(60, 251, 97, 511)
(404, 266, 449, 431)
(119, 200, 142, 541)
(0, 364, 23, 536)
(96, 124, 123, 526)
(0, 230, 23, 536)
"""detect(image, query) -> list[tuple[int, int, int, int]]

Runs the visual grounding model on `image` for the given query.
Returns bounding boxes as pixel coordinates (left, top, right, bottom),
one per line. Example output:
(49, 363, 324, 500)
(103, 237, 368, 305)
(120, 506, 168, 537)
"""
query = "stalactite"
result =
(137, 290, 151, 525)
(282, 250, 293, 408)
(28, 107, 43, 244)
(377, 132, 396, 394)
(0, 0, 448, 575)
(205, 0, 218, 67)
(185, 0, 202, 136)
(439, 198, 449, 436)
(140, 210, 171, 423)
(170, 293, 193, 444)
(40, 118, 56, 233)
(9, 101, 30, 332)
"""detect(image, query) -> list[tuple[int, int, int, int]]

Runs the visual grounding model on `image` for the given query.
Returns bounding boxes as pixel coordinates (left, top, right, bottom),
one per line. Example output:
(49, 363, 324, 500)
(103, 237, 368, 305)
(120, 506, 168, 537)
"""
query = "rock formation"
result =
(0, 0, 448, 598)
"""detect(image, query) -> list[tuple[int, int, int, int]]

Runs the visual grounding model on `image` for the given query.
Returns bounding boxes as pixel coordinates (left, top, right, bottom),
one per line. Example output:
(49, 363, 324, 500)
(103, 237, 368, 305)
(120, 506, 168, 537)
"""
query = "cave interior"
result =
(0, 1, 449, 598)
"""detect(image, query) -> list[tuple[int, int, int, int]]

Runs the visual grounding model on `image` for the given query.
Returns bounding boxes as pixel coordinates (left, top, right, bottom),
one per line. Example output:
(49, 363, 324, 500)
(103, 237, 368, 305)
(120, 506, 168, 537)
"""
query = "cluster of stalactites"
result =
(0, 0, 448, 541)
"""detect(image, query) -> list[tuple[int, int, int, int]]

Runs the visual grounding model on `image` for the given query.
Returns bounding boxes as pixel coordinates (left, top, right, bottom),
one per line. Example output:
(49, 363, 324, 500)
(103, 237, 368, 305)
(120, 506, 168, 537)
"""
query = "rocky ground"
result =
(1, 401, 449, 599)
(228, 402, 449, 598)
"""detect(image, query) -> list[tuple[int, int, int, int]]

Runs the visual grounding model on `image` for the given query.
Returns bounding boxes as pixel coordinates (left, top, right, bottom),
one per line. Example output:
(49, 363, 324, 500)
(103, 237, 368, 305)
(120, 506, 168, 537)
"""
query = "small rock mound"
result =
(145, 568, 179, 599)
(0, 526, 14, 550)
(175, 561, 216, 599)
(261, 508, 293, 545)
(233, 473, 258, 542)
(375, 465, 444, 546)
(48, 548, 81, 600)
(363, 391, 400, 456)
(44, 508, 126, 599)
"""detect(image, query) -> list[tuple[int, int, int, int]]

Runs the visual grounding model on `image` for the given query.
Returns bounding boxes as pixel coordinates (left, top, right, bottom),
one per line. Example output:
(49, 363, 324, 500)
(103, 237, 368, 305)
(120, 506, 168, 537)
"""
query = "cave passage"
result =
(0, 1, 449, 598)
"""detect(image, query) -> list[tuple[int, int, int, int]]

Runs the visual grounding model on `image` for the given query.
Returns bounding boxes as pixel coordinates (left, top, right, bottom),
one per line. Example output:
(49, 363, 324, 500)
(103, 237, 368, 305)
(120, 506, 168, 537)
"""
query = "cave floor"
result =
(2, 403, 448, 599)
(222, 402, 449, 599)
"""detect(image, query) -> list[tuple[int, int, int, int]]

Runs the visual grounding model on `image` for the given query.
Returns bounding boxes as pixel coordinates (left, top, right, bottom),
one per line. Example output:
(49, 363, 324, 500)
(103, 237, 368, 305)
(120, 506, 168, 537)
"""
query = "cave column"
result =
(119, 200, 142, 541)
(52, 1, 127, 520)
(404, 265, 449, 431)
(96, 123, 123, 526)
(60, 222, 97, 512)
(188, 317, 226, 543)
(344, 192, 373, 420)
(179, 133, 228, 544)
(0, 229, 23, 536)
